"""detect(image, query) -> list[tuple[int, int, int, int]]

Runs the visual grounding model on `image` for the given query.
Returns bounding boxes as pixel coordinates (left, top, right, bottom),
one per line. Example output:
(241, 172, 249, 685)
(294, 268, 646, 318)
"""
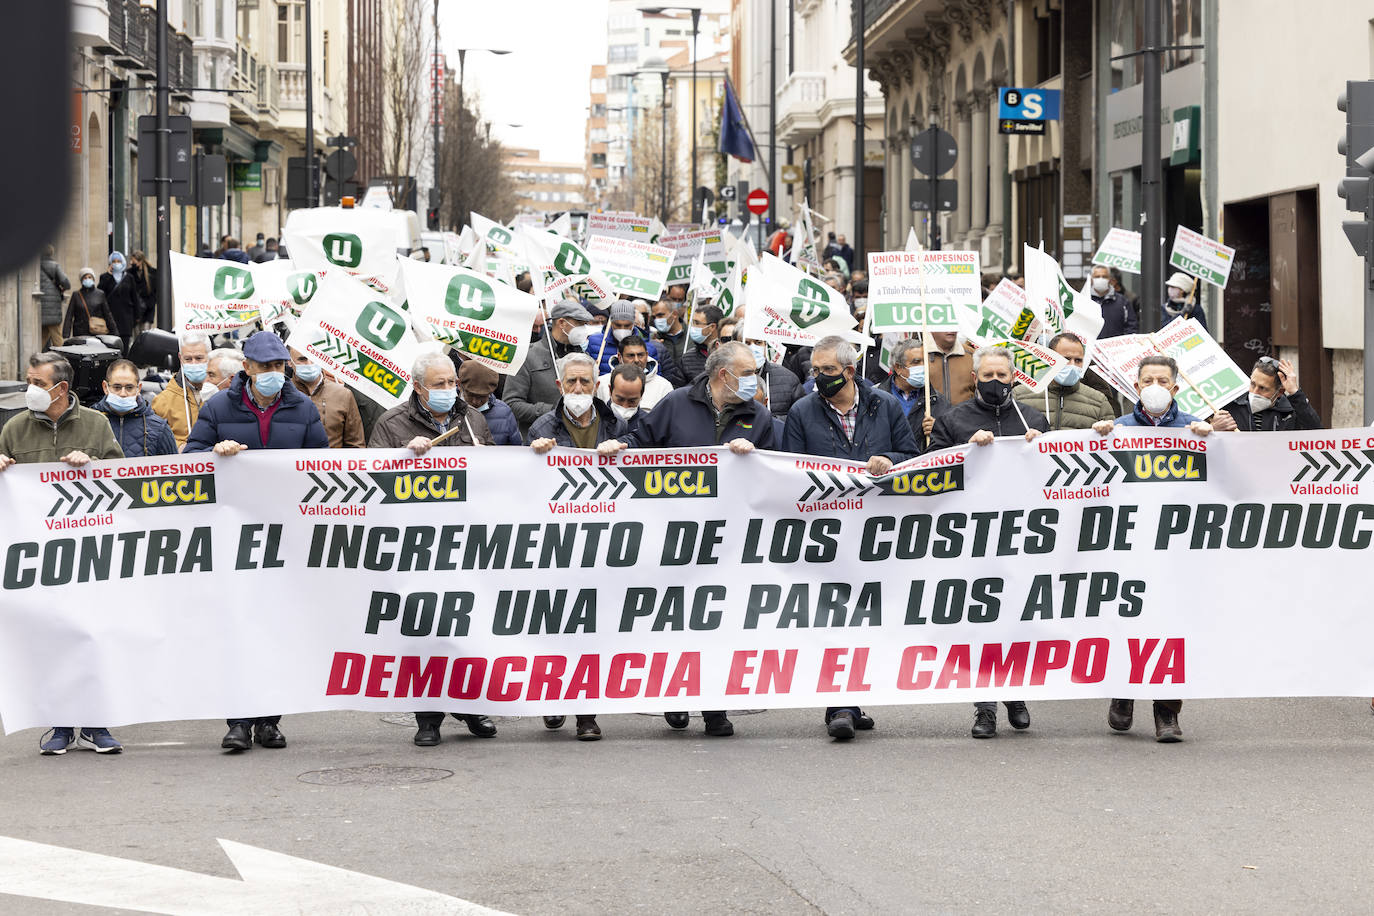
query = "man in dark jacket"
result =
(679, 304, 723, 382)
(246, 233, 267, 262)
(743, 338, 802, 418)
(98, 251, 143, 348)
(527, 353, 625, 452)
(458, 360, 521, 446)
(367, 351, 496, 746)
(39, 245, 70, 349)
(504, 299, 595, 436)
(93, 359, 177, 458)
(1091, 265, 1137, 339)
(184, 331, 329, 753)
(1209, 357, 1322, 433)
(781, 335, 918, 741)
(650, 296, 689, 386)
(599, 341, 773, 739)
(586, 300, 679, 384)
(218, 237, 252, 264)
(876, 337, 949, 446)
(928, 345, 1049, 740)
(1092, 354, 1212, 742)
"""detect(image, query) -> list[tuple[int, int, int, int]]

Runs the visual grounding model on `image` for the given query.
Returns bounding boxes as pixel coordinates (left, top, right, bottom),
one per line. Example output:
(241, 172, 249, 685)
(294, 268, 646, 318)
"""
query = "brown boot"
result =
(1153, 704, 1182, 742)
(1108, 699, 1134, 732)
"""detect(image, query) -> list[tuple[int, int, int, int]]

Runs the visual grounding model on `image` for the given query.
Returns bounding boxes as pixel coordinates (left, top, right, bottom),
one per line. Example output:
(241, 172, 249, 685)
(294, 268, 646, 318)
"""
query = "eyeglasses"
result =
(106, 383, 139, 395)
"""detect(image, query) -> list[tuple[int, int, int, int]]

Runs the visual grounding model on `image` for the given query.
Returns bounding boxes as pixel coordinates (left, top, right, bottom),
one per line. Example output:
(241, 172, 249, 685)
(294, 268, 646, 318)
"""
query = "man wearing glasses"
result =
(94, 359, 178, 458)
(1208, 356, 1322, 433)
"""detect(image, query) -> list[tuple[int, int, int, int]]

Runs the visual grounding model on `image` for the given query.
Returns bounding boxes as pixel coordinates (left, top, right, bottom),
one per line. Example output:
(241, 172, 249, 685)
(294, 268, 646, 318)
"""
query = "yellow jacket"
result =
(150, 374, 201, 449)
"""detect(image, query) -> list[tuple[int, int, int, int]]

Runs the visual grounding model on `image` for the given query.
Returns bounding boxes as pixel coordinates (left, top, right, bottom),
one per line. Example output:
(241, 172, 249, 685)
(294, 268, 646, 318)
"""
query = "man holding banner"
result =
(184, 331, 329, 753)
(505, 301, 596, 438)
(1210, 357, 1322, 434)
(929, 346, 1048, 739)
(781, 335, 919, 740)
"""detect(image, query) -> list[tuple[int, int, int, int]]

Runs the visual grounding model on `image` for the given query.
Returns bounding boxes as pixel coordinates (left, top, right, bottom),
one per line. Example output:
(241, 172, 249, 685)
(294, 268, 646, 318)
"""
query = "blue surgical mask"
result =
(295, 364, 323, 384)
(907, 366, 926, 388)
(182, 363, 207, 384)
(107, 394, 138, 414)
(749, 344, 766, 369)
(730, 370, 758, 402)
(424, 387, 457, 414)
(688, 326, 706, 344)
(1055, 364, 1084, 387)
(253, 371, 286, 398)
(81, 278, 95, 289)
(475, 399, 490, 412)
(654, 317, 670, 333)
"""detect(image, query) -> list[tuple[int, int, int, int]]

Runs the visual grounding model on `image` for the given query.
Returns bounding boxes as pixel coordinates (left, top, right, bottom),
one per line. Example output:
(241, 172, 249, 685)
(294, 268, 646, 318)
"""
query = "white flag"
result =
(169, 252, 260, 334)
(470, 211, 517, 253)
(741, 254, 862, 348)
(1022, 243, 1105, 363)
(400, 259, 540, 375)
(282, 207, 401, 294)
(520, 229, 616, 304)
(285, 271, 436, 410)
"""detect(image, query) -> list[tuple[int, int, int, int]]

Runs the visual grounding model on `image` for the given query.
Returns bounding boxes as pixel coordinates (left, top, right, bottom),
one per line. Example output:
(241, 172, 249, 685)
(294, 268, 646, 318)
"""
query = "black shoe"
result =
(703, 714, 734, 737)
(221, 723, 251, 751)
(664, 712, 690, 729)
(455, 714, 497, 738)
(575, 716, 601, 741)
(1108, 699, 1135, 732)
(854, 711, 875, 730)
(827, 710, 856, 740)
(253, 722, 286, 749)
(1004, 701, 1030, 730)
(414, 722, 441, 747)
(971, 707, 997, 738)
(543, 716, 566, 729)
(1153, 705, 1183, 743)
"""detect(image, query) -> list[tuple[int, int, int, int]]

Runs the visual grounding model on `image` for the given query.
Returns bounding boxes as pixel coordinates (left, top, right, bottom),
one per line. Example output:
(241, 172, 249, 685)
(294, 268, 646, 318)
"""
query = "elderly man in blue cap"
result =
(185, 330, 329, 752)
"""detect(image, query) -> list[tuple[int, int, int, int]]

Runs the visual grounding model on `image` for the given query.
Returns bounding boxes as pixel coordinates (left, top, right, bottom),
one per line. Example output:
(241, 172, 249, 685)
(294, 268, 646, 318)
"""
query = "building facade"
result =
(507, 148, 587, 219)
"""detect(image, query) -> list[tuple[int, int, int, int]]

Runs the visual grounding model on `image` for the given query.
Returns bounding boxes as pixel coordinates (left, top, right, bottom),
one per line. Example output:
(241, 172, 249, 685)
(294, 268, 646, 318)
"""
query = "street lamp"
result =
(449, 45, 512, 224)
(640, 7, 702, 216)
(637, 58, 671, 223)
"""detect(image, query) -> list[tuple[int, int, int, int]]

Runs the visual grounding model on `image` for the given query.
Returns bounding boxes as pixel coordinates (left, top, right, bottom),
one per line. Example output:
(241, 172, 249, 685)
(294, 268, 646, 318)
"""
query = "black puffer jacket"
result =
(928, 389, 1049, 451)
(1222, 390, 1322, 432)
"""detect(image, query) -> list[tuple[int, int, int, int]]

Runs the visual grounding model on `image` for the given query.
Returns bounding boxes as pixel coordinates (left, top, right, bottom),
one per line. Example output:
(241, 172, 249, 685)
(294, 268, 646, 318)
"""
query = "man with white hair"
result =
(368, 350, 497, 747)
(928, 345, 1049, 740)
(204, 348, 244, 403)
(150, 331, 212, 449)
(528, 353, 627, 456)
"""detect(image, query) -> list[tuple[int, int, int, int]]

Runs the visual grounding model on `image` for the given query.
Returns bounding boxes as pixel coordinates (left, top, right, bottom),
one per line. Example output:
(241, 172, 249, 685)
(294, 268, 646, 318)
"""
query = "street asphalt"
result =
(1, 697, 1372, 914)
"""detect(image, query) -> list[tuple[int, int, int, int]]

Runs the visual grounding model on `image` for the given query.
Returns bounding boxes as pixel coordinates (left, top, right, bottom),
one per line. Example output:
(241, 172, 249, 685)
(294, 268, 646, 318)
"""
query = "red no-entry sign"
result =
(745, 188, 769, 215)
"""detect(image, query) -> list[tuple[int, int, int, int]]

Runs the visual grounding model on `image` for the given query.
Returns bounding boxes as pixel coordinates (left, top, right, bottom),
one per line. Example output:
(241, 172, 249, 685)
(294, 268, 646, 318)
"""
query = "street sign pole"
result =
(155, 0, 172, 330)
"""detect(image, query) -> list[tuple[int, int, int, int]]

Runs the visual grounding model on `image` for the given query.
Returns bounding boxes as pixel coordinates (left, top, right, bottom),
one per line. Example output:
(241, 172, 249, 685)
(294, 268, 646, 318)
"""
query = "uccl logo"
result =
(554, 242, 589, 276)
(289, 271, 318, 305)
(356, 300, 407, 350)
(790, 277, 831, 329)
(324, 232, 364, 268)
(213, 266, 254, 300)
(445, 275, 496, 321)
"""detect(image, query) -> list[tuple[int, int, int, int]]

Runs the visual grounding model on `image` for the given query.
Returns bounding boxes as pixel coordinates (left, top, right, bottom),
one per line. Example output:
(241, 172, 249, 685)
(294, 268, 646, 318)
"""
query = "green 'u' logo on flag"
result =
(288, 272, 317, 305)
(356, 300, 407, 350)
(555, 242, 589, 277)
(790, 277, 831, 329)
(324, 233, 364, 269)
(213, 266, 254, 301)
(445, 274, 497, 321)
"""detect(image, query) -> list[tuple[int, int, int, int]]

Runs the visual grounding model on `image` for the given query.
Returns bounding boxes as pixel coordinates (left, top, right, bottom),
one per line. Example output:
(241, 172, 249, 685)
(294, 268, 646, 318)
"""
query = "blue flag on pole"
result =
(718, 77, 757, 164)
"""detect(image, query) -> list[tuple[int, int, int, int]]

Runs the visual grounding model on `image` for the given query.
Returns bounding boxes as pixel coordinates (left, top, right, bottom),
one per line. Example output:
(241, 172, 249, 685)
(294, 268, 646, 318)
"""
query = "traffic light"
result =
(426, 207, 440, 230)
(1337, 81, 1374, 267)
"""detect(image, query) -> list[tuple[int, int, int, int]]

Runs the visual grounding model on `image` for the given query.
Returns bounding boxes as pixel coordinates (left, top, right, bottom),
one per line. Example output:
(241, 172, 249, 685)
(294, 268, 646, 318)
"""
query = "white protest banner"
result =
(282, 207, 401, 294)
(249, 258, 309, 325)
(904, 226, 922, 252)
(586, 212, 656, 242)
(789, 199, 823, 273)
(866, 250, 980, 334)
(6, 431, 1374, 732)
(986, 337, 1067, 394)
(960, 278, 1028, 346)
(169, 252, 260, 333)
(1149, 317, 1249, 418)
(1089, 333, 1154, 402)
(659, 228, 729, 287)
(1023, 243, 1105, 358)
(585, 234, 674, 301)
(742, 255, 863, 348)
(689, 244, 724, 299)
(399, 259, 539, 375)
(470, 211, 518, 253)
(285, 271, 431, 410)
(546, 212, 573, 239)
(877, 331, 912, 373)
(1169, 225, 1236, 289)
(520, 229, 616, 304)
(1091, 228, 1143, 274)
(717, 258, 745, 319)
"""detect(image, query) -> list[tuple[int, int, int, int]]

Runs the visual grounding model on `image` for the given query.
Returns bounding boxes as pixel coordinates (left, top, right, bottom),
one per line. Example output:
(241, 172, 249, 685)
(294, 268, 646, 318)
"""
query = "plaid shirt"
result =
(827, 398, 858, 443)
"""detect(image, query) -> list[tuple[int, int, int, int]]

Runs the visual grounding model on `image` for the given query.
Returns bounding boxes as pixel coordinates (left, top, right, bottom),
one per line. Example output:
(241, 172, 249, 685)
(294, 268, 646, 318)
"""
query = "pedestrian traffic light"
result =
(1337, 81, 1374, 265)
(427, 207, 440, 231)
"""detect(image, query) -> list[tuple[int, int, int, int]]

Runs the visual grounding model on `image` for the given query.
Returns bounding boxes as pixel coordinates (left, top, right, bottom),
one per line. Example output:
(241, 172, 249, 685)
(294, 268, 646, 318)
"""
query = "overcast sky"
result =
(437, 0, 610, 164)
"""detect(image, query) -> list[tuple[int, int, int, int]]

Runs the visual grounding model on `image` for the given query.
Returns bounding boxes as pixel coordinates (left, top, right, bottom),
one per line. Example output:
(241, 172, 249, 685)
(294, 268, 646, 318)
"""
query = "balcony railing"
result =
(256, 65, 280, 121)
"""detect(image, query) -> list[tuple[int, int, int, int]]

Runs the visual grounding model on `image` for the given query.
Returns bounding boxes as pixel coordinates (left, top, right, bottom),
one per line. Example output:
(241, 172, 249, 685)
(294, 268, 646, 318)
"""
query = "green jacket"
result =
(0, 395, 123, 465)
(1014, 381, 1116, 431)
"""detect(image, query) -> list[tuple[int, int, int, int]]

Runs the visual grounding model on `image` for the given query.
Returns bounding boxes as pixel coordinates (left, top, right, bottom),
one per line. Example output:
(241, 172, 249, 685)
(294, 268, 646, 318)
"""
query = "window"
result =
(1034, 7, 1062, 83)
(189, 0, 202, 36)
(644, 28, 650, 46)
(609, 44, 638, 64)
(608, 74, 631, 92)
(322, 31, 329, 87)
(590, 103, 606, 118)
(277, 1, 304, 64)
(590, 79, 606, 94)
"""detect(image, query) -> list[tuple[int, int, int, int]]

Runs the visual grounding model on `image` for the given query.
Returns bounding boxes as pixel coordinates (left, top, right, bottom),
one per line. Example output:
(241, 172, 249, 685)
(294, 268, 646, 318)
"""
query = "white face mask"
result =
(612, 327, 633, 342)
(566, 324, 591, 350)
(610, 402, 639, 420)
(1249, 392, 1275, 414)
(1091, 277, 1111, 295)
(1138, 384, 1173, 415)
(200, 382, 221, 401)
(25, 382, 57, 413)
(563, 392, 594, 416)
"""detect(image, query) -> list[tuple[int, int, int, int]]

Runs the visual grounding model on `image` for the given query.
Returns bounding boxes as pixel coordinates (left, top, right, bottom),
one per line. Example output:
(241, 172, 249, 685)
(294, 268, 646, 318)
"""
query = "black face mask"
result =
(977, 378, 1011, 405)
(816, 371, 849, 400)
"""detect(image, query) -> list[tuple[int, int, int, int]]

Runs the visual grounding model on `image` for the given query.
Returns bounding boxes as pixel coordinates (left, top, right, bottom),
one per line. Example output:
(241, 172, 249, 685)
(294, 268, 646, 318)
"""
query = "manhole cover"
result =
(298, 764, 453, 786)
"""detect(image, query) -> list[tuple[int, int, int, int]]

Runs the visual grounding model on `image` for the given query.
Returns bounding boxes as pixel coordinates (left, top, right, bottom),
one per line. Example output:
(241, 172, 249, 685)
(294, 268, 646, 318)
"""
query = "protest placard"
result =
(1169, 226, 1236, 289)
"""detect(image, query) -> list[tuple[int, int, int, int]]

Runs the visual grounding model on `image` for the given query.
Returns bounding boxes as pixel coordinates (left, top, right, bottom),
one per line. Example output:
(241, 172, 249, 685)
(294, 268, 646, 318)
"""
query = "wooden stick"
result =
(429, 424, 466, 447)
